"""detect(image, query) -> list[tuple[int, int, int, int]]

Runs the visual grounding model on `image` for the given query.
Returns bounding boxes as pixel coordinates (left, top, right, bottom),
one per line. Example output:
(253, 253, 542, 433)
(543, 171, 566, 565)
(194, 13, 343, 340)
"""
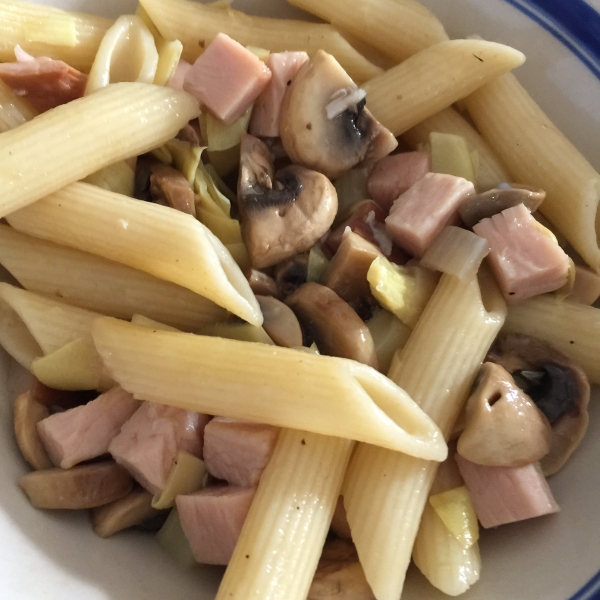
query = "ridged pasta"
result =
(0, 80, 37, 133)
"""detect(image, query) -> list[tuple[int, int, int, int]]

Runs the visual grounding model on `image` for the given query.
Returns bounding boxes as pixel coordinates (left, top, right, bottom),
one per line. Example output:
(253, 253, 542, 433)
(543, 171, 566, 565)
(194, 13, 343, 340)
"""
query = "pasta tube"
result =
(92, 317, 446, 459)
(363, 40, 525, 136)
(342, 270, 506, 600)
(401, 106, 510, 192)
(0, 83, 199, 219)
(85, 15, 159, 94)
(0, 284, 102, 356)
(6, 182, 260, 326)
(139, 0, 383, 83)
(0, 0, 112, 73)
(464, 73, 600, 271)
(0, 225, 227, 331)
(287, 0, 448, 62)
(216, 430, 352, 600)
(0, 80, 37, 133)
(504, 296, 600, 384)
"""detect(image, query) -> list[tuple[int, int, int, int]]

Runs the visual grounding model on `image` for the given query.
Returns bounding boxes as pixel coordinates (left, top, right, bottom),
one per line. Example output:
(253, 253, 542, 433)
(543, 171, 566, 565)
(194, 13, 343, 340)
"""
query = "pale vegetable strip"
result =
(401, 106, 510, 191)
(139, 0, 383, 83)
(6, 182, 261, 326)
(504, 296, 600, 384)
(0, 83, 199, 219)
(92, 318, 446, 459)
(342, 270, 506, 600)
(412, 502, 481, 596)
(216, 430, 353, 600)
(0, 0, 112, 72)
(0, 284, 102, 355)
(0, 80, 37, 133)
(287, 0, 448, 62)
(363, 40, 525, 136)
(0, 225, 227, 331)
(464, 73, 600, 270)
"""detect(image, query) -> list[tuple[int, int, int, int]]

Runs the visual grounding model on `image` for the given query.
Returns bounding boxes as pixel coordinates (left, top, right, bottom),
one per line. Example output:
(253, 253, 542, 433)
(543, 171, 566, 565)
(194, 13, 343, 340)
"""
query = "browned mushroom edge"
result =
(256, 295, 303, 348)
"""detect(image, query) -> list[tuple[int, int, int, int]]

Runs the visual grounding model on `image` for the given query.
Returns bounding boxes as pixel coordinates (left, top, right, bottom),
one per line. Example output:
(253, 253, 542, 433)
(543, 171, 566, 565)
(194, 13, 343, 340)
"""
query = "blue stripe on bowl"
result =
(570, 569, 600, 600)
(500, 3, 600, 598)
(503, 0, 600, 78)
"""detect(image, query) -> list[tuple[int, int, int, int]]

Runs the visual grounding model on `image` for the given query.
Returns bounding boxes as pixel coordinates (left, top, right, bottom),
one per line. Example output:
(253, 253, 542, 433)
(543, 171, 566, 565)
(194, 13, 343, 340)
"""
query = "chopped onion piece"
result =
(421, 226, 489, 280)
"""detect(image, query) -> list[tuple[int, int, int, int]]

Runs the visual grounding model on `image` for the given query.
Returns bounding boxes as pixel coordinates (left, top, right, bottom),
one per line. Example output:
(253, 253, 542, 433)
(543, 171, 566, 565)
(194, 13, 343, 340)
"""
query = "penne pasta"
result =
(0, 79, 37, 133)
(287, 0, 448, 62)
(342, 269, 506, 600)
(216, 429, 353, 600)
(85, 15, 158, 94)
(503, 296, 600, 384)
(0, 83, 199, 219)
(464, 73, 600, 271)
(0, 297, 41, 369)
(401, 106, 510, 192)
(0, 225, 227, 332)
(412, 502, 481, 596)
(0, 0, 112, 73)
(0, 284, 102, 356)
(363, 39, 525, 136)
(138, 0, 383, 84)
(6, 182, 261, 326)
(91, 317, 446, 459)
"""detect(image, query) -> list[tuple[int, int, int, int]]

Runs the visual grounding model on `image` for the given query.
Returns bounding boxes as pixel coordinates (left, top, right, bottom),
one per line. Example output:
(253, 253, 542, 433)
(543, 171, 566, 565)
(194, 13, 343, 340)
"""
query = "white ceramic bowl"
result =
(1, 1, 599, 599)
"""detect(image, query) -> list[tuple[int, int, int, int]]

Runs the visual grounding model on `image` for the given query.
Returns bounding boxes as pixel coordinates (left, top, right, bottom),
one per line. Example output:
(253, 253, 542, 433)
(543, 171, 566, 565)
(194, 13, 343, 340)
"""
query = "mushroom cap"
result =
(286, 282, 378, 369)
(459, 184, 546, 228)
(487, 334, 590, 476)
(279, 50, 397, 180)
(238, 134, 338, 270)
(456, 362, 552, 468)
(256, 295, 303, 348)
(13, 391, 52, 471)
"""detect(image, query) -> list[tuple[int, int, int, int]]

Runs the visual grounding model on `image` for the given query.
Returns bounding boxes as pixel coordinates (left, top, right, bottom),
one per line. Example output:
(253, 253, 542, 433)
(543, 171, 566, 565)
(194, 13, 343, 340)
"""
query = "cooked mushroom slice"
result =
(247, 269, 281, 298)
(330, 496, 352, 540)
(274, 253, 309, 298)
(13, 391, 52, 471)
(92, 488, 159, 537)
(149, 161, 196, 216)
(238, 134, 337, 269)
(459, 184, 546, 228)
(457, 362, 552, 467)
(280, 50, 397, 180)
(256, 295, 303, 348)
(487, 334, 590, 475)
(286, 282, 378, 369)
(308, 539, 374, 600)
(19, 461, 133, 509)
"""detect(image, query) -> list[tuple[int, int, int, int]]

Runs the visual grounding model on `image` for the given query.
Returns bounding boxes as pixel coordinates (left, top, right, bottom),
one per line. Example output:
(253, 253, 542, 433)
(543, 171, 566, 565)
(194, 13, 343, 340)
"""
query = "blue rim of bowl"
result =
(503, 0, 600, 78)
(500, 2, 600, 598)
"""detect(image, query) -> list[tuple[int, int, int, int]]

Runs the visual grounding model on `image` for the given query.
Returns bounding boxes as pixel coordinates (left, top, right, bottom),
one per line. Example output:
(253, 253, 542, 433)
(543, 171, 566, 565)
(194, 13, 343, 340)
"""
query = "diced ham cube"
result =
(36, 386, 140, 469)
(385, 173, 474, 258)
(0, 47, 87, 112)
(249, 51, 308, 138)
(473, 203, 570, 303)
(455, 454, 559, 529)
(108, 401, 209, 495)
(177, 486, 256, 565)
(367, 151, 431, 213)
(203, 417, 279, 487)
(184, 33, 272, 125)
(167, 59, 192, 91)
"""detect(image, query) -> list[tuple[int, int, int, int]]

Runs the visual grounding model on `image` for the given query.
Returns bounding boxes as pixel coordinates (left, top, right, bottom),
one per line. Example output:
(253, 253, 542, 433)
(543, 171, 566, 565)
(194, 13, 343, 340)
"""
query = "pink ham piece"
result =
(167, 59, 192, 91)
(184, 33, 272, 125)
(108, 401, 209, 495)
(367, 151, 431, 213)
(203, 418, 279, 487)
(455, 454, 560, 529)
(249, 51, 308, 138)
(473, 203, 570, 303)
(177, 486, 256, 565)
(36, 386, 140, 470)
(0, 46, 87, 112)
(385, 173, 474, 258)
